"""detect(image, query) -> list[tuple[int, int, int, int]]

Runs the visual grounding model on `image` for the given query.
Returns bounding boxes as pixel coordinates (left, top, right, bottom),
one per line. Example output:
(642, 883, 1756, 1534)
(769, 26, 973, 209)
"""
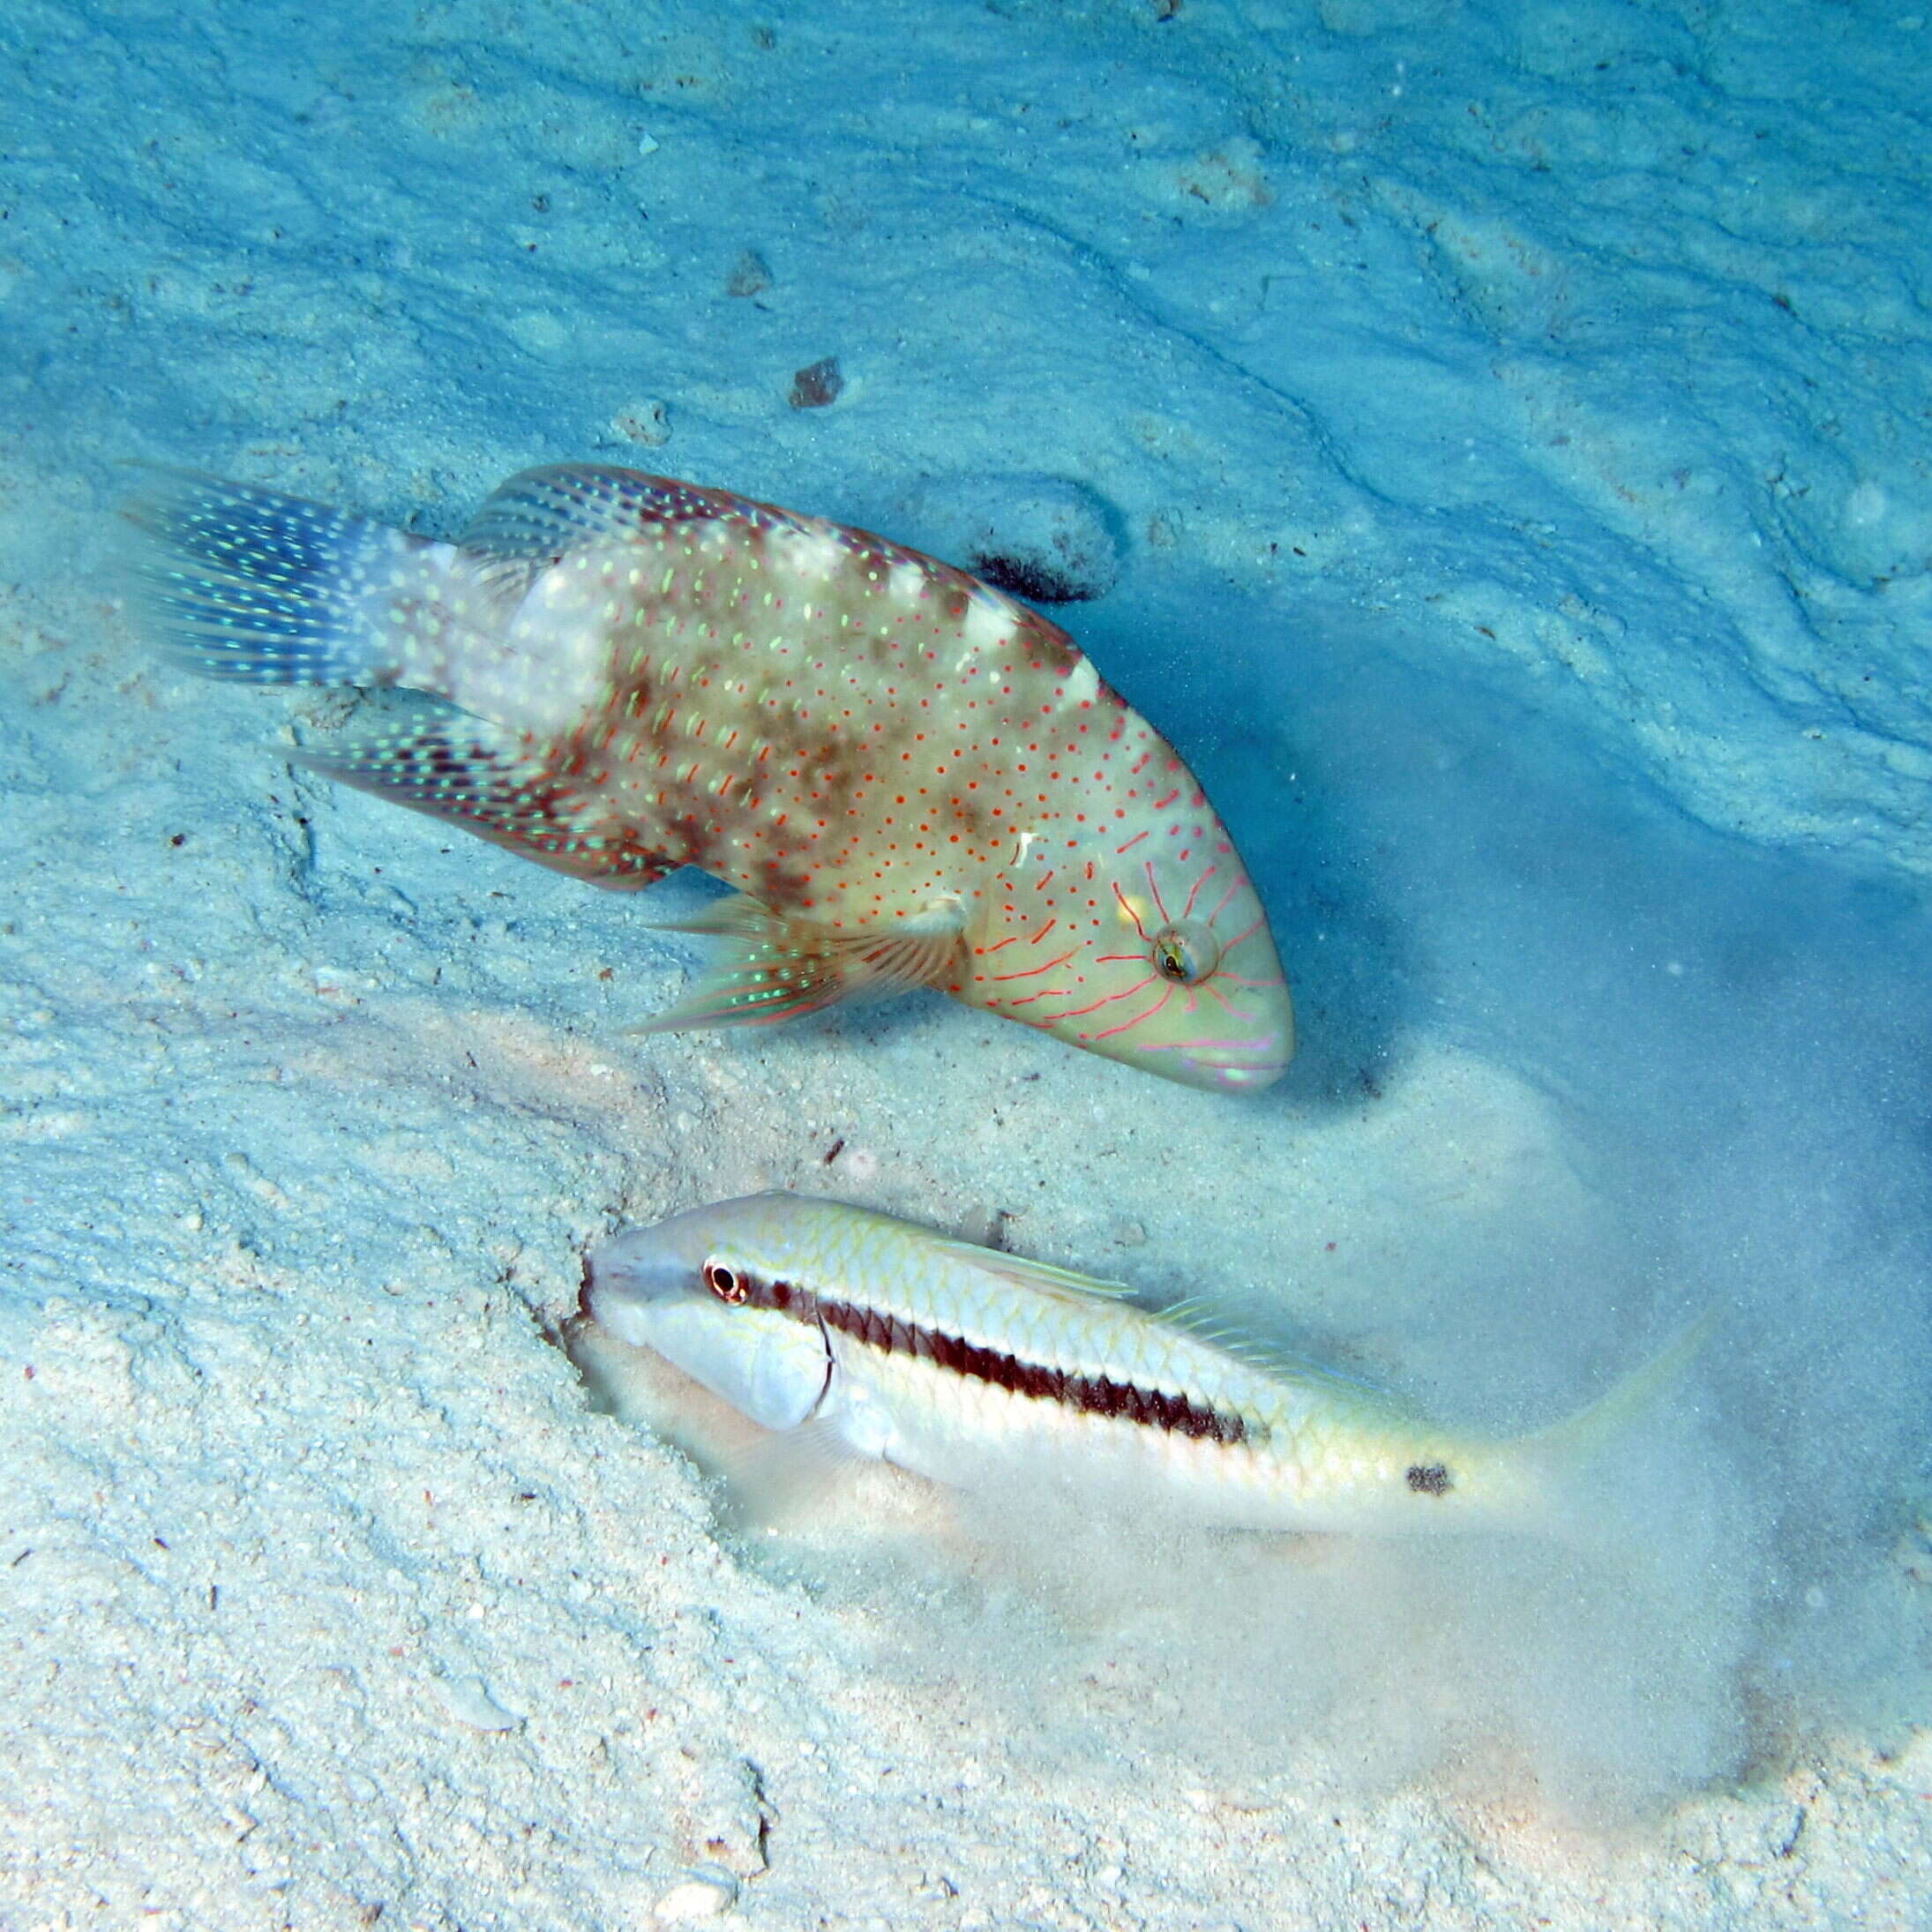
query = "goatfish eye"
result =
(703, 1257, 749, 1303)
(1150, 918, 1222, 986)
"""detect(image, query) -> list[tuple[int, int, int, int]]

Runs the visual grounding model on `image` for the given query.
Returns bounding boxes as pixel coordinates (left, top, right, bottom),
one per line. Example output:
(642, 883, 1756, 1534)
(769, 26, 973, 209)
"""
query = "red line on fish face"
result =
(1003, 976, 1079, 1009)
(987, 947, 1079, 985)
(1142, 861, 1172, 924)
(1149, 1037, 1281, 1063)
(1085, 991, 1173, 1044)
(1205, 873, 1246, 925)
(1045, 974, 1157, 1022)
(1111, 882, 1149, 940)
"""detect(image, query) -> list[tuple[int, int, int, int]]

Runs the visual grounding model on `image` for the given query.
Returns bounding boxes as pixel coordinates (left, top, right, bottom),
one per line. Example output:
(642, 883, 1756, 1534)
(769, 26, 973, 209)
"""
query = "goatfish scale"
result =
(585, 1194, 1711, 1536)
(123, 463, 1292, 1090)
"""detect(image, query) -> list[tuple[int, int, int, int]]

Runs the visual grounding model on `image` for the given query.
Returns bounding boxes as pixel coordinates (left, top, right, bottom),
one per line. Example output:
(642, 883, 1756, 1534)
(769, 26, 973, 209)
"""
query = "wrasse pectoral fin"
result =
(295, 705, 676, 889)
(630, 893, 967, 1034)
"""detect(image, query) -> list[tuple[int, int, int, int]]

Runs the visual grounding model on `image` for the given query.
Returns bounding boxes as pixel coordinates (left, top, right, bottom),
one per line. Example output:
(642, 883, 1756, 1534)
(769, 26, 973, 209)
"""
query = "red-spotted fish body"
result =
(587, 1194, 1711, 1534)
(126, 464, 1291, 1089)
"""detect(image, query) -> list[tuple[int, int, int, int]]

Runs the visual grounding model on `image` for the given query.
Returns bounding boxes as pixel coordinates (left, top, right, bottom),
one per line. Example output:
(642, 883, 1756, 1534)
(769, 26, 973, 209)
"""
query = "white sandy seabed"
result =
(3, 2, 1930, 1927)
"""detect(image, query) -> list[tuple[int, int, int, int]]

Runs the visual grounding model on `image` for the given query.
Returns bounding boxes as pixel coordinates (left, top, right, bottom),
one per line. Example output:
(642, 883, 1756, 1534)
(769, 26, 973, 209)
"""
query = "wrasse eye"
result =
(1151, 919, 1221, 986)
(703, 1258, 749, 1303)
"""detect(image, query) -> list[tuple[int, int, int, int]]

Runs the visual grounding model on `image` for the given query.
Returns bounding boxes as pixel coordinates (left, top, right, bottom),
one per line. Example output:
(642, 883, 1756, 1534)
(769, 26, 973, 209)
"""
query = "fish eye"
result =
(1150, 919, 1222, 986)
(703, 1258, 749, 1303)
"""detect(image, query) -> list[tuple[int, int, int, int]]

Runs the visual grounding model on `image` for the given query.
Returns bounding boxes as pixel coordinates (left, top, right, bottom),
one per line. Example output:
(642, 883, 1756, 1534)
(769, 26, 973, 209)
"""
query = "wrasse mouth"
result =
(1127, 1011, 1294, 1091)
(1069, 1024, 1291, 1091)
(1186, 1054, 1290, 1092)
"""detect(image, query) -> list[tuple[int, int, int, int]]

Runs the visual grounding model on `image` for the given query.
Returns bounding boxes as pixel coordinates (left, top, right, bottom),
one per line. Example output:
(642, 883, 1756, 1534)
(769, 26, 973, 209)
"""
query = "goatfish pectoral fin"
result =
(629, 892, 969, 1033)
(710, 1412, 878, 1531)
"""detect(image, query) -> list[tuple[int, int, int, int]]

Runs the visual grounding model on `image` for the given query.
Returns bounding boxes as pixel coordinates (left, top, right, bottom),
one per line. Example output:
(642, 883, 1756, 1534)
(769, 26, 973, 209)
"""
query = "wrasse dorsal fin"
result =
(295, 702, 675, 889)
(458, 464, 793, 559)
(631, 894, 967, 1034)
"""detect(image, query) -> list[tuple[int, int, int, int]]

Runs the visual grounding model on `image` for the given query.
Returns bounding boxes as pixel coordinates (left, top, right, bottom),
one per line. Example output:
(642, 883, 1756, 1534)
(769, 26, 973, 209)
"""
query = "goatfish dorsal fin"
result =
(934, 1239, 1137, 1307)
(1155, 1294, 1391, 1395)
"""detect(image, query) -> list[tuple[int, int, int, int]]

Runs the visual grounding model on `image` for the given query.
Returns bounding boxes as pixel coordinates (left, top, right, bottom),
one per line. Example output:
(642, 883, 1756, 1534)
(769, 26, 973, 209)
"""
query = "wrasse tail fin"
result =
(296, 707, 675, 888)
(460, 464, 788, 559)
(629, 894, 966, 1033)
(121, 470, 435, 686)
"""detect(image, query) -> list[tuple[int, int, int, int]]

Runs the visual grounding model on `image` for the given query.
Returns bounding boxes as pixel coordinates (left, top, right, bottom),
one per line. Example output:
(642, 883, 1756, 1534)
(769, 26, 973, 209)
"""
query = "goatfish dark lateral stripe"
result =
(721, 1264, 1249, 1445)
(588, 1193, 1715, 1535)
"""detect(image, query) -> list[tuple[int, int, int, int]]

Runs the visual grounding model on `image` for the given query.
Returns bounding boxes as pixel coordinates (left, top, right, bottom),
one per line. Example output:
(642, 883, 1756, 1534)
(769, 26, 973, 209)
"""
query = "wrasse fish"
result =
(124, 465, 1291, 1090)
(587, 1194, 1709, 1534)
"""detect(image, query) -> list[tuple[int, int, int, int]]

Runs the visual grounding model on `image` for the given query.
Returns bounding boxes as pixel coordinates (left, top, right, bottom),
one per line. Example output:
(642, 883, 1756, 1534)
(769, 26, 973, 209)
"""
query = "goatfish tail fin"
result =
(1481, 1308, 1719, 1539)
(1523, 1308, 1718, 1469)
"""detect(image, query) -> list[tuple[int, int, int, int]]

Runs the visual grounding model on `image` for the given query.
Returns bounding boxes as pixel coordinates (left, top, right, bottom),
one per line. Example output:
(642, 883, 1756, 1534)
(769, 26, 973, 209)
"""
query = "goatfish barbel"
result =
(586, 1194, 1709, 1534)
(124, 465, 1291, 1090)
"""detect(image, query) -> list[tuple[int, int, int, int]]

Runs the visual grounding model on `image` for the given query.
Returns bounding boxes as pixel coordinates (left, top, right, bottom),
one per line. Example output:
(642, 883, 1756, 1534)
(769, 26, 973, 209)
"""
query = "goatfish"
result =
(123, 464, 1292, 1090)
(586, 1193, 1709, 1534)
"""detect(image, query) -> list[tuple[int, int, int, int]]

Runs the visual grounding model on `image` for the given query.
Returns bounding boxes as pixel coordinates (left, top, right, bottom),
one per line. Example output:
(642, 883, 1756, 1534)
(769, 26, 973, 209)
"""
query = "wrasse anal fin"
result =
(296, 708, 674, 888)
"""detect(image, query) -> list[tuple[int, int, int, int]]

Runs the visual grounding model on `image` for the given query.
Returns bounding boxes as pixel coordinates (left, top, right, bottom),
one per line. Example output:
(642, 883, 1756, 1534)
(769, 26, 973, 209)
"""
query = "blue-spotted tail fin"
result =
(122, 470, 444, 687)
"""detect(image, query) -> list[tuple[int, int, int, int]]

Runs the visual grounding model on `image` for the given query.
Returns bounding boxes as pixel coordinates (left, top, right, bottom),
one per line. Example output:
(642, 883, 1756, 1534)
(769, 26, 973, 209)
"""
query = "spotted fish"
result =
(588, 1193, 1711, 1534)
(124, 465, 1292, 1089)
